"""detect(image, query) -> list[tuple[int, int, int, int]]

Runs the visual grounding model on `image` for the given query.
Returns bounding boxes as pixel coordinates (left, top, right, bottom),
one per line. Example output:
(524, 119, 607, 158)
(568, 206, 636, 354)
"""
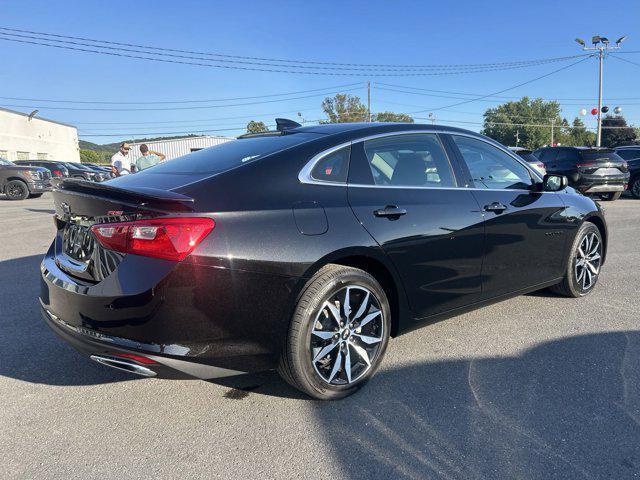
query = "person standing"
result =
(135, 144, 166, 171)
(111, 142, 131, 176)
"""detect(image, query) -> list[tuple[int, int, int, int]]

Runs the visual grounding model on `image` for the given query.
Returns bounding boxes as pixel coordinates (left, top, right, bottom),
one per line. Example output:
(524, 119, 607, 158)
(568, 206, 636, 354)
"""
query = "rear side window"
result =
(617, 149, 640, 160)
(452, 135, 533, 190)
(311, 146, 350, 183)
(362, 134, 456, 187)
(146, 133, 319, 174)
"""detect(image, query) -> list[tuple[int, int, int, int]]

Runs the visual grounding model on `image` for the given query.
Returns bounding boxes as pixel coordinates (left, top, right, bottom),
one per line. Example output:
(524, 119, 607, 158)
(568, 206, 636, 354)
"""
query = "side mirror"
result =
(542, 174, 568, 192)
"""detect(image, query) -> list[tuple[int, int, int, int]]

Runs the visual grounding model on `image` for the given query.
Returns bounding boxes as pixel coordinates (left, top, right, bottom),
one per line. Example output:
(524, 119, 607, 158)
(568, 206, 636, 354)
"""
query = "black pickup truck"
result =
(0, 157, 52, 200)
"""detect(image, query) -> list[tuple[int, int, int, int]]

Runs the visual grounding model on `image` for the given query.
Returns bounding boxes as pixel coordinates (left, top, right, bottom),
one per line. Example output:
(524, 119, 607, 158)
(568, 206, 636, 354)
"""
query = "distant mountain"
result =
(80, 134, 201, 153)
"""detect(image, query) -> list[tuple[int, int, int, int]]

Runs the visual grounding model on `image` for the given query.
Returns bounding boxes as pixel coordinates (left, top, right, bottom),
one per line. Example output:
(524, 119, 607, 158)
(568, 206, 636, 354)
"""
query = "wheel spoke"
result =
(312, 329, 336, 340)
(327, 350, 342, 383)
(583, 268, 591, 289)
(588, 237, 599, 256)
(343, 287, 351, 321)
(353, 333, 382, 345)
(344, 346, 352, 383)
(323, 301, 341, 326)
(359, 309, 381, 328)
(353, 290, 370, 321)
(350, 342, 371, 367)
(588, 252, 601, 262)
(313, 341, 339, 363)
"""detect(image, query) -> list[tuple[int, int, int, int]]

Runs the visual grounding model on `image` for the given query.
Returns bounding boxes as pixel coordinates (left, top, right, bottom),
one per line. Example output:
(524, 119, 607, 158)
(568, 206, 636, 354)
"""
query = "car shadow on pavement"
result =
(305, 331, 640, 479)
(0, 254, 136, 385)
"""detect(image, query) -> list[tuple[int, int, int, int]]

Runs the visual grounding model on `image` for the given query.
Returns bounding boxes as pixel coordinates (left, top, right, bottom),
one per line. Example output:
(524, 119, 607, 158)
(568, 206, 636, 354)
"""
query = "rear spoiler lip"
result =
(57, 178, 195, 212)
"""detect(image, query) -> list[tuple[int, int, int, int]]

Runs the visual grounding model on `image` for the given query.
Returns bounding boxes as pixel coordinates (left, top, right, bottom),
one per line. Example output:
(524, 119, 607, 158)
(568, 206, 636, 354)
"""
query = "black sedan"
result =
(40, 122, 607, 400)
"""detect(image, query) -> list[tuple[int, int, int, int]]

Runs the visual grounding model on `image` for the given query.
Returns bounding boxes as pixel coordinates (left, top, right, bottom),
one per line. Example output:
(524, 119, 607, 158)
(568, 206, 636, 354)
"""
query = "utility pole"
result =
(550, 119, 555, 146)
(575, 35, 627, 147)
(367, 81, 372, 122)
(515, 129, 520, 147)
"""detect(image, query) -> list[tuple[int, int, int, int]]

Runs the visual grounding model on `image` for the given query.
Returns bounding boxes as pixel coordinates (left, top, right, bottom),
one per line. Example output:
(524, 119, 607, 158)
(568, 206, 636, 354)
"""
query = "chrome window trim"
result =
(298, 129, 544, 189)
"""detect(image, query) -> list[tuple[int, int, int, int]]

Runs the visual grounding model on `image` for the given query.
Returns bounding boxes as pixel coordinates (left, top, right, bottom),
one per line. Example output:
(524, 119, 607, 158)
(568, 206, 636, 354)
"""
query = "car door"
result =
(347, 132, 485, 319)
(448, 135, 568, 298)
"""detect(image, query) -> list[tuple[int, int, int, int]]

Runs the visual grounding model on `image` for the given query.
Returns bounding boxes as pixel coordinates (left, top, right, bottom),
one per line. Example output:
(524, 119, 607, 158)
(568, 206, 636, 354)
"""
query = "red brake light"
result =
(108, 352, 157, 364)
(52, 169, 62, 176)
(576, 163, 596, 168)
(91, 217, 214, 261)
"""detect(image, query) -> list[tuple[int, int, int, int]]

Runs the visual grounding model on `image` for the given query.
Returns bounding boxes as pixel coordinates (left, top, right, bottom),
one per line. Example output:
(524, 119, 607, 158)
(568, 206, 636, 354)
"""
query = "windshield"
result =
(145, 133, 319, 175)
(0, 158, 15, 166)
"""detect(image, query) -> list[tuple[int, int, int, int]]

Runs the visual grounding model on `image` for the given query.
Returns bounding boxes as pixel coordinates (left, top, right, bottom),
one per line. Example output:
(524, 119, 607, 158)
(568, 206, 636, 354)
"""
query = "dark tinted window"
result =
(362, 134, 455, 187)
(453, 136, 533, 190)
(516, 152, 540, 163)
(311, 146, 350, 183)
(556, 148, 580, 164)
(536, 149, 556, 162)
(146, 133, 318, 174)
(616, 149, 640, 161)
(579, 150, 625, 163)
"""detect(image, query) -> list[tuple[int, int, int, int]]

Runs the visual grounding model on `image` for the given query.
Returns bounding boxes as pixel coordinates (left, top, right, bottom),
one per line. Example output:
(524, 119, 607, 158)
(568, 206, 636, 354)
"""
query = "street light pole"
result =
(575, 35, 626, 147)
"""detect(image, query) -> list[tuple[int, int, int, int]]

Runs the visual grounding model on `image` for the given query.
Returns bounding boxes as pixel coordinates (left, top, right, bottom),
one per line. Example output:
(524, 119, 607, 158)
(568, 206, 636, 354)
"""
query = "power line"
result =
(0, 32, 589, 77)
(0, 26, 590, 70)
(0, 86, 364, 111)
(0, 83, 363, 105)
(375, 81, 640, 101)
(408, 56, 593, 114)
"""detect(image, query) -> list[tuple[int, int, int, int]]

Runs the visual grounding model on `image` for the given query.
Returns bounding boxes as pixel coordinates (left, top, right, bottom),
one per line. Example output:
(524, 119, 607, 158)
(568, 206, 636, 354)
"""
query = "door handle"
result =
(373, 205, 407, 219)
(483, 202, 507, 213)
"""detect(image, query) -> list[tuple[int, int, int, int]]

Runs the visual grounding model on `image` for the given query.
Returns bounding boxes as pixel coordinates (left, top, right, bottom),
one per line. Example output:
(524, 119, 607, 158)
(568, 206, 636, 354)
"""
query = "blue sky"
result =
(2, 0, 640, 144)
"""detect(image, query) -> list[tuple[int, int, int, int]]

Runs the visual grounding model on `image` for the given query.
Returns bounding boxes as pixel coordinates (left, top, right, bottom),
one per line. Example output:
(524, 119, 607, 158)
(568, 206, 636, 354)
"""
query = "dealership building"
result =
(0, 107, 80, 162)
(126, 135, 234, 163)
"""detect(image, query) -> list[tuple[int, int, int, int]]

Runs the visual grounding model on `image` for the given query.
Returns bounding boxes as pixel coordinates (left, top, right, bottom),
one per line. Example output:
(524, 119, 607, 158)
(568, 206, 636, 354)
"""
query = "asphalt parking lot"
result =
(1, 193, 639, 479)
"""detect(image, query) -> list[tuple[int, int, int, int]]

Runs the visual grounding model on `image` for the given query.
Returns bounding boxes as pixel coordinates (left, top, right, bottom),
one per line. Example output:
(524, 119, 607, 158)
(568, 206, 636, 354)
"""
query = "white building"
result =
(0, 107, 80, 162)
(126, 135, 234, 163)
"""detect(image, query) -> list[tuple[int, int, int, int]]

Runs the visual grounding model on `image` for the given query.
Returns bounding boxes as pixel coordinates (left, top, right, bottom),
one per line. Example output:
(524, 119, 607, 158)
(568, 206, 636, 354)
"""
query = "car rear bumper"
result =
(39, 239, 302, 379)
(573, 173, 629, 193)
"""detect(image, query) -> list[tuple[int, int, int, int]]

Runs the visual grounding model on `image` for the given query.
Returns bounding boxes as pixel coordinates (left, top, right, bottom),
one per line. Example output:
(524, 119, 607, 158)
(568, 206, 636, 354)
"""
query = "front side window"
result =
(452, 136, 533, 190)
(311, 146, 350, 183)
(362, 134, 456, 187)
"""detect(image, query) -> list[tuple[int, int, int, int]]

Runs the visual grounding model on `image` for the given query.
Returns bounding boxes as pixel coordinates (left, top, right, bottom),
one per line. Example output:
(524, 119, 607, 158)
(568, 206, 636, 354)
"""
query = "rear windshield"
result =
(144, 133, 319, 174)
(580, 150, 624, 163)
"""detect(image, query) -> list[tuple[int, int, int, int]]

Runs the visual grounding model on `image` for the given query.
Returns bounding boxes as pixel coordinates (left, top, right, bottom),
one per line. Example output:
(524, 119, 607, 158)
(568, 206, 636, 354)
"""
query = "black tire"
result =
(278, 264, 391, 400)
(630, 178, 640, 199)
(4, 180, 29, 200)
(600, 191, 621, 201)
(28, 193, 43, 198)
(550, 222, 603, 297)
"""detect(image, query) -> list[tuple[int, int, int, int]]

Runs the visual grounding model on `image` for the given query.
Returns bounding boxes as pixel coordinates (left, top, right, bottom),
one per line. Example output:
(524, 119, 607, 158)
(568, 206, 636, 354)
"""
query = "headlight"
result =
(26, 170, 42, 180)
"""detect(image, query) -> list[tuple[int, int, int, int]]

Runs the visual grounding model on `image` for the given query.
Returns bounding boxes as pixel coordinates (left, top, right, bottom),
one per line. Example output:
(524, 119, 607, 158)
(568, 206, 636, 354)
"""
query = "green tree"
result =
(246, 120, 268, 134)
(601, 115, 637, 147)
(567, 117, 596, 146)
(481, 97, 564, 149)
(80, 149, 100, 164)
(373, 112, 414, 123)
(320, 94, 368, 123)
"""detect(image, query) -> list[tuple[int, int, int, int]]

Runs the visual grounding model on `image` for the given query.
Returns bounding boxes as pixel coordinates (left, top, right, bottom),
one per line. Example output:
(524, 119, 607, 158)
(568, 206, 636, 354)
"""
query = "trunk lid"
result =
(53, 177, 196, 283)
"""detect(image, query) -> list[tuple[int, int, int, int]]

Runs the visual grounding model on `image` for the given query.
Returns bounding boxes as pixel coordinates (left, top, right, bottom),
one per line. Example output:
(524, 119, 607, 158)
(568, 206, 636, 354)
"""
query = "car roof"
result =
(290, 122, 480, 138)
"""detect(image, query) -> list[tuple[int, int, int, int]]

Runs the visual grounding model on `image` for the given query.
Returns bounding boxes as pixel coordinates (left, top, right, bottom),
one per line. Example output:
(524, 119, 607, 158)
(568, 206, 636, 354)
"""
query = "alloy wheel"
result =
(310, 285, 384, 386)
(632, 179, 640, 198)
(8, 183, 25, 199)
(575, 232, 602, 291)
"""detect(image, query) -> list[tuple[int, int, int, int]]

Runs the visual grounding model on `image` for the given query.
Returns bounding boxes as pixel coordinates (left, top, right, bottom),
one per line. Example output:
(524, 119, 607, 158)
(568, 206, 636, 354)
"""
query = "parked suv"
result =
(0, 157, 52, 200)
(614, 146, 640, 198)
(14, 160, 70, 181)
(533, 146, 629, 201)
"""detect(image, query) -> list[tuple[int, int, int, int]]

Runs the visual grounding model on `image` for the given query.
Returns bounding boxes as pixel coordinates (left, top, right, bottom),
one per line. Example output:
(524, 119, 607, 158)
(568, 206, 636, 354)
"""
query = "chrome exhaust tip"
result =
(90, 355, 157, 377)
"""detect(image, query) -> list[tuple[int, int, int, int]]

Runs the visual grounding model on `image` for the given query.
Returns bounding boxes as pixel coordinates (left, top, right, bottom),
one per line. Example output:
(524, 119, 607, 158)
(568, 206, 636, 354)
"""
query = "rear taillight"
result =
(536, 162, 545, 170)
(91, 217, 214, 261)
(109, 352, 157, 364)
(52, 169, 62, 176)
(576, 163, 596, 168)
